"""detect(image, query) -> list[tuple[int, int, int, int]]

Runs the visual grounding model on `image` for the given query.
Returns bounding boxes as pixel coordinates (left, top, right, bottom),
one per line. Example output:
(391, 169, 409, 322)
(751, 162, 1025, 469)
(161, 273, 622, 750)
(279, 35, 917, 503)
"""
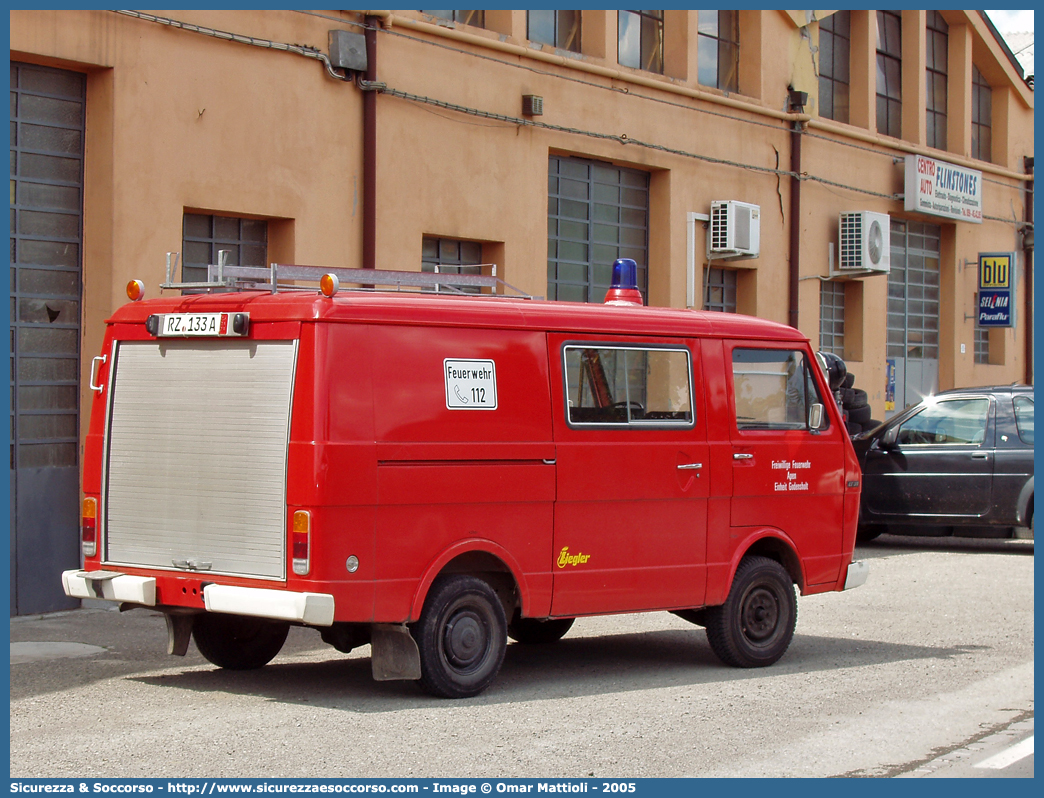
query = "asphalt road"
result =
(9, 535, 1034, 779)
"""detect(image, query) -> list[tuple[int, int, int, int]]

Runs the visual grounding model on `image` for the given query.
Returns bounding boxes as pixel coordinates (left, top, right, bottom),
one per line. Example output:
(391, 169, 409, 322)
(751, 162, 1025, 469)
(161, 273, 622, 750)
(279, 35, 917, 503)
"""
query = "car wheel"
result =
(856, 524, 885, 543)
(192, 613, 290, 670)
(704, 556, 797, 668)
(508, 616, 574, 644)
(412, 575, 507, 698)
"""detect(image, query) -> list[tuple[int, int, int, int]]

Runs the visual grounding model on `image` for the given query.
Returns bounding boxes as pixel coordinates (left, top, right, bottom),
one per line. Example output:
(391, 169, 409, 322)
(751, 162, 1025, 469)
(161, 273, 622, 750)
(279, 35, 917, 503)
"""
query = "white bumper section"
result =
(62, 570, 335, 627)
(843, 560, 870, 590)
(62, 570, 157, 605)
(203, 584, 334, 627)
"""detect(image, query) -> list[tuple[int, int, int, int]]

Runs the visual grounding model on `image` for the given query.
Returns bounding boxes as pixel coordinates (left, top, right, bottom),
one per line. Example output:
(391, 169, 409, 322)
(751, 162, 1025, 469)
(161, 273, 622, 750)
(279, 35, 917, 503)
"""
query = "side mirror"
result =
(880, 426, 900, 449)
(808, 403, 824, 430)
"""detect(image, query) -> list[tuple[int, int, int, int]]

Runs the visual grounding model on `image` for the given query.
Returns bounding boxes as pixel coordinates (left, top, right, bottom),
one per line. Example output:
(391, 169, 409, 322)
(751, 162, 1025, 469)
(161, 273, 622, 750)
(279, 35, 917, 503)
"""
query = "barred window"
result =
(698, 11, 739, 92)
(876, 10, 902, 138)
(548, 156, 650, 304)
(819, 281, 846, 356)
(974, 327, 990, 364)
(618, 10, 664, 74)
(704, 267, 737, 313)
(926, 11, 948, 150)
(818, 11, 850, 123)
(528, 10, 580, 52)
(972, 65, 992, 162)
(422, 236, 483, 294)
(182, 213, 267, 284)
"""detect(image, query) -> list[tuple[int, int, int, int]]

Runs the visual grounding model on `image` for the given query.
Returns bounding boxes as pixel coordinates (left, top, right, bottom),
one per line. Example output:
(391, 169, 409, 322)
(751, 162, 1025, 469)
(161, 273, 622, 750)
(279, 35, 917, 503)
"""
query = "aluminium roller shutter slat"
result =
(104, 339, 297, 579)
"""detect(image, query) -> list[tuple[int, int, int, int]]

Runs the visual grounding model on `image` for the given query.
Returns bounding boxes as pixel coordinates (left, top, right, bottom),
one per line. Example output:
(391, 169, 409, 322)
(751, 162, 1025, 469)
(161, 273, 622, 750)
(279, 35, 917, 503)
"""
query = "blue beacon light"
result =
(603, 258, 644, 306)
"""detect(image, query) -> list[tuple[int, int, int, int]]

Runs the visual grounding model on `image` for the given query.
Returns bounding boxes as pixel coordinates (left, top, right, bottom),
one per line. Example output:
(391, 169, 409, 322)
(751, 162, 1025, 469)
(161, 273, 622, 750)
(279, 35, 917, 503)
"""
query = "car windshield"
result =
(895, 397, 989, 445)
(1013, 396, 1034, 444)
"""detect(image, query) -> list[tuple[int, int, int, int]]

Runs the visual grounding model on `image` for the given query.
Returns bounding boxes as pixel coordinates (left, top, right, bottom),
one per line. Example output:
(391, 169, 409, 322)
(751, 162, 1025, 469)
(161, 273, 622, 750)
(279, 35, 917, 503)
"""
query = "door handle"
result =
(677, 463, 703, 471)
(971, 453, 988, 460)
(733, 453, 754, 461)
(89, 354, 107, 394)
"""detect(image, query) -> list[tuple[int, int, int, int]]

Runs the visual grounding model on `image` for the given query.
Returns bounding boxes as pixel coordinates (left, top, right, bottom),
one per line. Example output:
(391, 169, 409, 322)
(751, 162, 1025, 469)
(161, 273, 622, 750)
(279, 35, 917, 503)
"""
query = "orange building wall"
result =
(9, 9, 1034, 430)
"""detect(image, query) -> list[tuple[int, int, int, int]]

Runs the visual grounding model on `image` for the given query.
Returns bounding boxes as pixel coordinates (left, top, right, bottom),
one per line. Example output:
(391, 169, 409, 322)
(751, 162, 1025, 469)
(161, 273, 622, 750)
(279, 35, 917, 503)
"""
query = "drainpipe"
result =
(363, 15, 379, 271)
(787, 90, 807, 330)
(1024, 156, 1034, 384)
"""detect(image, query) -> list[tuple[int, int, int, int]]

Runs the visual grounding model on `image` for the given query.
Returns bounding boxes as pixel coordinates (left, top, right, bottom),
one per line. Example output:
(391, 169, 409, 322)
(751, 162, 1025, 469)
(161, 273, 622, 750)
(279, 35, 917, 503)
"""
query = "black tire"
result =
(704, 556, 797, 668)
(412, 575, 507, 698)
(842, 372, 855, 389)
(856, 525, 885, 543)
(508, 616, 574, 644)
(192, 613, 290, 670)
(845, 420, 862, 435)
(865, 419, 883, 431)
(848, 403, 873, 424)
(849, 388, 869, 408)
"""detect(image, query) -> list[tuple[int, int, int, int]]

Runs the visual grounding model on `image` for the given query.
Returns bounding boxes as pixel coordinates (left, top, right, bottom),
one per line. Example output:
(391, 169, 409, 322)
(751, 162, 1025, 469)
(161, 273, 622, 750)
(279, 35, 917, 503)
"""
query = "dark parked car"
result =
(854, 385, 1033, 542)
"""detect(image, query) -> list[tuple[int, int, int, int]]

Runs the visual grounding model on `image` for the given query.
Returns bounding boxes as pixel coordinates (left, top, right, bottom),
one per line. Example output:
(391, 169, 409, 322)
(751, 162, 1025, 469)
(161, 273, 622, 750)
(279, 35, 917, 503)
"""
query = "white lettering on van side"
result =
(771, 459, 813, 492)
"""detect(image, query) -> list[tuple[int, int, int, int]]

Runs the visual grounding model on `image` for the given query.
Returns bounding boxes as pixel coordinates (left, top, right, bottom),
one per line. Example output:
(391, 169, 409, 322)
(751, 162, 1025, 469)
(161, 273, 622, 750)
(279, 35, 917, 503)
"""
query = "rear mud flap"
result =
(370, 624, 422, 681)
(165, 613, 195, 657)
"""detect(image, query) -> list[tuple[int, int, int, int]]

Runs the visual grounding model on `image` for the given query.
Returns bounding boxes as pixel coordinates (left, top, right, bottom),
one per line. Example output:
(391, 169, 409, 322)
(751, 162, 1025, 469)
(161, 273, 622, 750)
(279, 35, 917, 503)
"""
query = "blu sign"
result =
(978, 252, 1016, 328)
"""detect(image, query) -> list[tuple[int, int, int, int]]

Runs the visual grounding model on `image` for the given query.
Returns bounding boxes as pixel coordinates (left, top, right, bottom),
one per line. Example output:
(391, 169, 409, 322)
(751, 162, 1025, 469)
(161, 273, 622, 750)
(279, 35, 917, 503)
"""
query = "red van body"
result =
(65, 274, 867, 697)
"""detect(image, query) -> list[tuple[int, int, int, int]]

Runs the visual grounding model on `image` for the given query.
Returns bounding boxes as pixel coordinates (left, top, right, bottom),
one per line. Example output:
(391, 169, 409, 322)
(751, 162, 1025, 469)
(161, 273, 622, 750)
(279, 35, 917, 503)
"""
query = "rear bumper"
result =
(843, 560, 870, 590)
(62, 570, 335, 626)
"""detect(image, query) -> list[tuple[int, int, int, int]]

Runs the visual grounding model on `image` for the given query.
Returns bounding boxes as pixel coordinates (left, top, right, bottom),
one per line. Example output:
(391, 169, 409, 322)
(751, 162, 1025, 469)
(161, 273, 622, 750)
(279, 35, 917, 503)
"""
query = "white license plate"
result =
(155, 313, 248, 337)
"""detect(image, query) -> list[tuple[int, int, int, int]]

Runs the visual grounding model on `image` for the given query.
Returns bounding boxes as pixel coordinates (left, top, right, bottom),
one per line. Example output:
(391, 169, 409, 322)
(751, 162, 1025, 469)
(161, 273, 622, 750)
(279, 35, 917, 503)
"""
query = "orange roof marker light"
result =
(320, 273, 340, 297)
(126, 280, 145, 301)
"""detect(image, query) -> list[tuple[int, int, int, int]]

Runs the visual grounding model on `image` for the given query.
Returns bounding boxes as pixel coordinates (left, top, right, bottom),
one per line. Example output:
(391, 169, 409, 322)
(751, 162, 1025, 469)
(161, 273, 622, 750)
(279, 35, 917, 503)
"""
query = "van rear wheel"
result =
(413, 575, 507, 698)
(192, 613, 290, 670)
(704, 556, 796, 668)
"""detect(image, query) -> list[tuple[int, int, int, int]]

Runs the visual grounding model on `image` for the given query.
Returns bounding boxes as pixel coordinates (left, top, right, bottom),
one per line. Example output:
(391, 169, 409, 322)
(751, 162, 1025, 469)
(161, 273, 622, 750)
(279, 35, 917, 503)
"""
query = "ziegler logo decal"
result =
(557, 547, 591, 568)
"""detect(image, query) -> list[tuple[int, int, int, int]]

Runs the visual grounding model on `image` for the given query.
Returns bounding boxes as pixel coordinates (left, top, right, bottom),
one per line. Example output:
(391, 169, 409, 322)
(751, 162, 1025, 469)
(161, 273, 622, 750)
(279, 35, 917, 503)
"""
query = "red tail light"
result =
(292, 510, 311, 576)
(82, 497, 97, 558)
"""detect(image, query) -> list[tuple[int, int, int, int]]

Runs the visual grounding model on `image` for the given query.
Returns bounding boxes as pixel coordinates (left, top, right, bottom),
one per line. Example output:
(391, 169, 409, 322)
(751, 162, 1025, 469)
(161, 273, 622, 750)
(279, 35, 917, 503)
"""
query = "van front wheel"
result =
(413, 575, 507, 698)
(704, 556, 796, 668)
(192, 613, 290, 670)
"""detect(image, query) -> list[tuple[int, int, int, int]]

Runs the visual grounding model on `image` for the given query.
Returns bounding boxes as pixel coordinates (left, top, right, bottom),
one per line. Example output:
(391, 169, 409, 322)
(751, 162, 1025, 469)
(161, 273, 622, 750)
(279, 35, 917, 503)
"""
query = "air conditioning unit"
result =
(838, 211, 890, 274)
(709, 200, 760, 259)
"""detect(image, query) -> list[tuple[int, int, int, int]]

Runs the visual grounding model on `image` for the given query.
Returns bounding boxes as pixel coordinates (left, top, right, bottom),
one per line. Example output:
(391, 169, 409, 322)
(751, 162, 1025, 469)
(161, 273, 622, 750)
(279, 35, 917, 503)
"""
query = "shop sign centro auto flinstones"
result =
(904, 154, 983, 223)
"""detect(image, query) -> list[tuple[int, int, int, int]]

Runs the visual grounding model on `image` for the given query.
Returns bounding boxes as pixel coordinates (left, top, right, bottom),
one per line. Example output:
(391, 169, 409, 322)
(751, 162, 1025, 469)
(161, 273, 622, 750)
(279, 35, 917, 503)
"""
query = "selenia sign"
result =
(904, 154, 983, 223)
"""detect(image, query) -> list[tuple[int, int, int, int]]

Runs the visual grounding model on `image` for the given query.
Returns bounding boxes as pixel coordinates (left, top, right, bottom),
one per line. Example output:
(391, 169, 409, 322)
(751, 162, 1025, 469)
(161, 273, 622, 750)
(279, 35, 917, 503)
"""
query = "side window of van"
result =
(732, 349, 825, 431)
(564, 345, 693, 426)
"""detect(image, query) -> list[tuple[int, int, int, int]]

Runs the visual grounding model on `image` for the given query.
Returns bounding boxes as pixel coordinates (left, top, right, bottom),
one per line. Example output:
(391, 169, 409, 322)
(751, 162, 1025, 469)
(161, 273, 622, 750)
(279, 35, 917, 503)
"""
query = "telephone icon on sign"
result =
(454, 385, 469, 404)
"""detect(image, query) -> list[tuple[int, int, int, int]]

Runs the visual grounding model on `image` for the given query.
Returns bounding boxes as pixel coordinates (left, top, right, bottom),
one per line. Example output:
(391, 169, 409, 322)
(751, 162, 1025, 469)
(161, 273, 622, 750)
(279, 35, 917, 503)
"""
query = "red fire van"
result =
(64, 258, 867, 698)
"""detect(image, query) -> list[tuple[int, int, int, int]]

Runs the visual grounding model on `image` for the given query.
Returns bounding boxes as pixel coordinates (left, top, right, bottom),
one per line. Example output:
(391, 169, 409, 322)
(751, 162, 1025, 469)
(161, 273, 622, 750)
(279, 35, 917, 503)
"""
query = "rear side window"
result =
(896, 398, 990, 445)
(732, 349, 825, 431)
(1013, 396, 1034, 444)
(563, 345, 693, 426)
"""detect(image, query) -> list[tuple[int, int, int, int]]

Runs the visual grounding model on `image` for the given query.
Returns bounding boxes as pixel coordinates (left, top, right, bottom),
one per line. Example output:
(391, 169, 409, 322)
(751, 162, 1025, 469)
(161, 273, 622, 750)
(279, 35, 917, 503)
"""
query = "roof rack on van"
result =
(159, 251, 539, 299)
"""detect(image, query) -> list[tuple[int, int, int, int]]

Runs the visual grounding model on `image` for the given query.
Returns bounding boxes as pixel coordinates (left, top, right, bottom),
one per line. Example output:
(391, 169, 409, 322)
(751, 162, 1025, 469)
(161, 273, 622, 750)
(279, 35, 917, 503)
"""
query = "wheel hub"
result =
(741, 587, 779, 642)
(443, 609, 488, 670)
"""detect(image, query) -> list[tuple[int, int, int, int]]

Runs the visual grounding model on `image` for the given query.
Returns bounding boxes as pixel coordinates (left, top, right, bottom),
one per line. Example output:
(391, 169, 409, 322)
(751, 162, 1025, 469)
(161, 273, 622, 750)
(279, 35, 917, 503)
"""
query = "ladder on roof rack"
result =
(159, 251, 539, 299)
